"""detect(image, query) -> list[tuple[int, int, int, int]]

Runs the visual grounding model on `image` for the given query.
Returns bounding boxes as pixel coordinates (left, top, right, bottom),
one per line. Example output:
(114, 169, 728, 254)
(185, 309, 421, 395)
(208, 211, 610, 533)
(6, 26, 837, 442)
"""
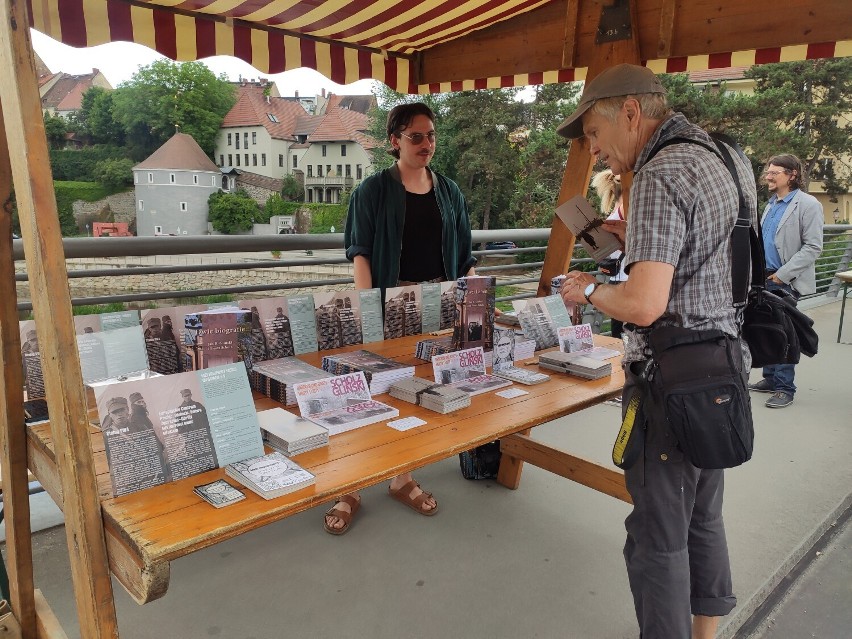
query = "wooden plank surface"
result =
(27, 334, 624, 603)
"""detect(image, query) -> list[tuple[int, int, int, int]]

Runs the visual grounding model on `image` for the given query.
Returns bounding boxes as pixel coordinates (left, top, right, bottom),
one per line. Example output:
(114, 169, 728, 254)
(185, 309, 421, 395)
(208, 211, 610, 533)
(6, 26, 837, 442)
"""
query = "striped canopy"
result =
(28, 1, 852, 94)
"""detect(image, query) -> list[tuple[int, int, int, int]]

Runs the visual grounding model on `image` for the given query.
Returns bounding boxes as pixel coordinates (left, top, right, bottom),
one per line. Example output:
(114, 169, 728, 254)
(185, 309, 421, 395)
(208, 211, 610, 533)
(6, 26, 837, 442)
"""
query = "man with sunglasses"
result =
(748, 155, 823, 408)
(337, 102, 476, 535)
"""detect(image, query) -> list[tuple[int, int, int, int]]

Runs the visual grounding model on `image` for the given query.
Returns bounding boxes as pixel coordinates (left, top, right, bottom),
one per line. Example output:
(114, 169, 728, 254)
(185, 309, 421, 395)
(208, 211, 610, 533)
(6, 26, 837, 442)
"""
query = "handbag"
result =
(647, 325, 754, 469)
(458, 441, 502, 480)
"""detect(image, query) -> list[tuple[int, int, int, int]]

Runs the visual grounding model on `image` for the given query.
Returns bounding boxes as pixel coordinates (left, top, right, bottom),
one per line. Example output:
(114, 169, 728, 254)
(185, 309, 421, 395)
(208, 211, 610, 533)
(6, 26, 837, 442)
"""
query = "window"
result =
(134, 173, 139, 184)
(307, 190, 313, 203)
(244, 132, 248, 147)
(154, 225, 162, 235)
(244, 154, 249, 166)
(322, 144, 327, 157)
(341, 144, 347, 156)
(212, 176, 217, 186)
(170, 173, 176, 184)
(138, 200, 144, 211)
(228, 154, 233, 166)
(345, 165, 351, 177)
(252, 154, 257, 166)
(219, 155, 224, 166)
(326, 165, 331, 175)
(267, 113, 279, 123)
(317, 165, 323, 177)
(317, 190, 324, 203)
(307, 165, 313, 177)
(227, 133, 232, 145)
(279, 154, 284, 167)
(292, 155, 297, 168)
(236, 155, 240, 166)
(222, 176, 230, 191)
(357, 165, 363, 179)
(148, 172, 153, 183)
(235, 136, 240, 149)
(261, 154, 266, 167)
(180, 202, 188, 212)
(252, 132, 257, 145)
(193, 175, 198, 185)
(336, 165, 342, 176)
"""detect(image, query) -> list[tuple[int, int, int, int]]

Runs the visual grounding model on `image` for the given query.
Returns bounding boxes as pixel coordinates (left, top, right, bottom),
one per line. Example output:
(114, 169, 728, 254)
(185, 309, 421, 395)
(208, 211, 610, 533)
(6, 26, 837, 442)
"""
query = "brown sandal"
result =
(388, 480, 438, 516)
(323, 494, 361, 535)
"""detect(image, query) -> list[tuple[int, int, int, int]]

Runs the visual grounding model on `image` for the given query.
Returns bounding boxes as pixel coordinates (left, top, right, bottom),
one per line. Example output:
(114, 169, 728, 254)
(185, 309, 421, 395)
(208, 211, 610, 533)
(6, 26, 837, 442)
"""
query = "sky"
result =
(31, 29, 379, 98)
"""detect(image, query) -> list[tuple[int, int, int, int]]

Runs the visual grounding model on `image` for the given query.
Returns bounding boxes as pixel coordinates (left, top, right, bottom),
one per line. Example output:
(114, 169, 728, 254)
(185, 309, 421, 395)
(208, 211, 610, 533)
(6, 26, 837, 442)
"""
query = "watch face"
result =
(584, 283, 596, 298)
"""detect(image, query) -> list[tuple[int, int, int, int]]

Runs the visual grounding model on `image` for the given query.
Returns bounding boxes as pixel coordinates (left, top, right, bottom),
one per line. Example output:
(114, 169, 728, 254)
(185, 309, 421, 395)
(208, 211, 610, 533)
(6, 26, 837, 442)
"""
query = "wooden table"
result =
(836, 270, 852, 342)
(26, 334, 627, 605)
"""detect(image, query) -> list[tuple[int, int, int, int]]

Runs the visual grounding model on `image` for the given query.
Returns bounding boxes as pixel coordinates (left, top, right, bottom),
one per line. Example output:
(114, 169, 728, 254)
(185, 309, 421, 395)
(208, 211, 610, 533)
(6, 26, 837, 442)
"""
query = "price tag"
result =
(496, 388, 529, 399)
(388, 416, 427, 431)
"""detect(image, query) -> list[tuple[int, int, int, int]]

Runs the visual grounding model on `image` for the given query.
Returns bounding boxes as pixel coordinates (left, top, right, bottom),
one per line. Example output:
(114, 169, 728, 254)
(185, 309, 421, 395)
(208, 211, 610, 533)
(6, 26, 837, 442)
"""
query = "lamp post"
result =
(834, 208, 841, 224)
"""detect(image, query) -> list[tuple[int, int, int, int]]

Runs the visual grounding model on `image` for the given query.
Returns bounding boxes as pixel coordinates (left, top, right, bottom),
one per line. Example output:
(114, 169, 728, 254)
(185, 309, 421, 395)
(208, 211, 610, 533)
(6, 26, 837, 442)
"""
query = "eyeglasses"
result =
(763, 169, 788, 177)
(398, 131, 437, 145)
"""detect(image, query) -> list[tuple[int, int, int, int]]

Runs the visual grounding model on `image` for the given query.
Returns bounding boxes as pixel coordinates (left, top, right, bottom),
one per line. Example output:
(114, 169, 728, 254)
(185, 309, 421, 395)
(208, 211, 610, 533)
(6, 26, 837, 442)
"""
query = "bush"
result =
(49, 145, 129, 181)
(208, 190, 261, 234)
(93, 158, 135, 189)
(54, 181, 125, 236)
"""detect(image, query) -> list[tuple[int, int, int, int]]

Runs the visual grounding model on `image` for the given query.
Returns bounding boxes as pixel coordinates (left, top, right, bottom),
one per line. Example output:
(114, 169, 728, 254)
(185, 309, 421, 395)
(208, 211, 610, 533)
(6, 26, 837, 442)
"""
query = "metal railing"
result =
(13, 226, 852, 312)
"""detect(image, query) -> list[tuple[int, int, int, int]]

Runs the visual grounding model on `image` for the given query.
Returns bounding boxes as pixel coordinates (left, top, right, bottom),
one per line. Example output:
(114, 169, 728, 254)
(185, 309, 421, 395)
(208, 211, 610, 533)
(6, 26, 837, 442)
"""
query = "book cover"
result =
(431, 347, 487, 384)
(282, 294, 319, 355)
(293, 371, 372, 418)
(77, 325, 150, 384)
(93, 363, 264, 497)
(383, 284, 422, 339)
(141, 304, 207, 375)
(358, 289, 385, 344)
(554, 195, 623, 262)
(256, 407, 328, 449)
(184, 308, 253, 371)
(512, 295, 574, 350)
(447, 374, 512, 396)
(19, 320, 44, 400)
(420, 282, 443, 333)
(313, 290, 364, 351)
(237, 297, 296, 362)
(225, 451, 316, 499)
(492, 326, 518, 372)
(305, 399, 399, 434)
(557, 323, 595, 353)
(452, 276, 496, 352)
(439, 280, 458, 330)
(193, 479, 246, 508)
(74, 310, 141, 334)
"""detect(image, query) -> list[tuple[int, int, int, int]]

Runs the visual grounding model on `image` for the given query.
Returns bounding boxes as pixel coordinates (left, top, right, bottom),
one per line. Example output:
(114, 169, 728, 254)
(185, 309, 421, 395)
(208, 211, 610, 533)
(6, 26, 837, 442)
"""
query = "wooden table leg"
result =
(496, 428, 531, 489)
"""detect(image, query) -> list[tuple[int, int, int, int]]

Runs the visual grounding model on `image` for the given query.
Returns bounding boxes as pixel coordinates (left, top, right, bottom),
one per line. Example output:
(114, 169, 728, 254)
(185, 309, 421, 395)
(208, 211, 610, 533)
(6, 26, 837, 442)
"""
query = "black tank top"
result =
(398, 189, 446, 282)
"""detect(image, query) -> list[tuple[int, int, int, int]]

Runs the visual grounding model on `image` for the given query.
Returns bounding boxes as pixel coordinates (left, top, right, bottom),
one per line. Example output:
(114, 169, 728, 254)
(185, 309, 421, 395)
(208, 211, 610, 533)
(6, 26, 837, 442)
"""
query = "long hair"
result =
(386, 102, 436, 159)
(766, 154, 804, 191)
(591, 169, 622, 215)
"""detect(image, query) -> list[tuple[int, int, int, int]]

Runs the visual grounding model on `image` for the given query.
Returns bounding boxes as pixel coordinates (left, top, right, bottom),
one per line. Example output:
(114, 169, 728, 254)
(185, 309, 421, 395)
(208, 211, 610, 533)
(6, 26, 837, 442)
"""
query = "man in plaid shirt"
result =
(558, 64, 757, 639)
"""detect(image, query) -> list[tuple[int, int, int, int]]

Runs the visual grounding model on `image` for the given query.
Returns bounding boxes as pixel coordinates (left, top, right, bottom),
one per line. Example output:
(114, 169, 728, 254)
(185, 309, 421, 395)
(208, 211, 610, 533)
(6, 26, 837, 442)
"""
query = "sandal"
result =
(388, 480, 438, 516)
(323, 494, 360, 535)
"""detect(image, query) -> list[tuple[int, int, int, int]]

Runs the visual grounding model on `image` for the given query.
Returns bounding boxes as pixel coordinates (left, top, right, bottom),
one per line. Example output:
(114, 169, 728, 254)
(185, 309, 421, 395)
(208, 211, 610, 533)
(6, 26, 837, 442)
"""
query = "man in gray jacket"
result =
(748, 154, 823, 408)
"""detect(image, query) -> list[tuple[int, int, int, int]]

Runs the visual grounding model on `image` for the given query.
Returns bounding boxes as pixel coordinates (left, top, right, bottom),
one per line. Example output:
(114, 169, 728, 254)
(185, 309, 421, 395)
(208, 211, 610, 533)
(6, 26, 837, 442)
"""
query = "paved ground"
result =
(4, 299, 850, 639)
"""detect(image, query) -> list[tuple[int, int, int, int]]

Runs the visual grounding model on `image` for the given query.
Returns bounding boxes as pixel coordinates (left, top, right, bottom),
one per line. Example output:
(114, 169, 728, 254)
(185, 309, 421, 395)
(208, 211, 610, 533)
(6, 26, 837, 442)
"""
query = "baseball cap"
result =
(180, 389, 193, 397)
(556, 64, 667, 139)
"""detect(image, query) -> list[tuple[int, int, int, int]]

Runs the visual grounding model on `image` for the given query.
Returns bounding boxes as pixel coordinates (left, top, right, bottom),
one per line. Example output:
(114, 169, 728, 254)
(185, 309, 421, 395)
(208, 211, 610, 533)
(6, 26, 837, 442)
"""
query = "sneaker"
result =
(748, 379, 775, 393)
(765, 392, 794, 409)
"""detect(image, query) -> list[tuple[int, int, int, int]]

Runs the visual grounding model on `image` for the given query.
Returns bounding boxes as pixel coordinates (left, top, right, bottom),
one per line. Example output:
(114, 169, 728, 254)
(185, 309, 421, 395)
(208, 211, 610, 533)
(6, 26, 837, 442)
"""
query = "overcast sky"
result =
(31, 29, 379, 98)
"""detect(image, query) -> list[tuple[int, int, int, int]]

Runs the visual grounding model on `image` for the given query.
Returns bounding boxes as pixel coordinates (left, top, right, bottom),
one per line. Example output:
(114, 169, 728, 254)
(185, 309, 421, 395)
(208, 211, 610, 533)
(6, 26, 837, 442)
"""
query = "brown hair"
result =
(766, 154, 804, 191)
(386, 102, 435, 159)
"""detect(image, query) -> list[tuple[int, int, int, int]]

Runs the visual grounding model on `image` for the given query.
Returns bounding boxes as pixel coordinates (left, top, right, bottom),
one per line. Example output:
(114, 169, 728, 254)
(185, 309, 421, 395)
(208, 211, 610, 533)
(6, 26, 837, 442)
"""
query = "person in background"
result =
(747, 154, 823, 408)
(337, 102, 476, 535)
(557, 63, 757, 639)
(591, 169, 628, 339)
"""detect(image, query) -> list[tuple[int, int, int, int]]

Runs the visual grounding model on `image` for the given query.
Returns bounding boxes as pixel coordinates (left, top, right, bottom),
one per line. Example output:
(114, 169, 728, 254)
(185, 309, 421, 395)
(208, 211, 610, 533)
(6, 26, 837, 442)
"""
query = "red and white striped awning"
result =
(27, 1, 852, 94)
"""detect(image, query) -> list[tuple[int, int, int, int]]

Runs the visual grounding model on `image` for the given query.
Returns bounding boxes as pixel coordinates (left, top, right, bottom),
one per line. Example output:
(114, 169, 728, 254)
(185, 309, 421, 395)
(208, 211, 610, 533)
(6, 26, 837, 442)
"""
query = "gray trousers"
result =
(622, 366, 737, 638)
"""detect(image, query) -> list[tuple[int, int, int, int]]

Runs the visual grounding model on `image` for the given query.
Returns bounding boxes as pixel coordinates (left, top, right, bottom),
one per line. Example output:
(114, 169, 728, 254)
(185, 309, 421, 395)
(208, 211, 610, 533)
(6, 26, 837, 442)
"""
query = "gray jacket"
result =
(761, 190, 823, 295)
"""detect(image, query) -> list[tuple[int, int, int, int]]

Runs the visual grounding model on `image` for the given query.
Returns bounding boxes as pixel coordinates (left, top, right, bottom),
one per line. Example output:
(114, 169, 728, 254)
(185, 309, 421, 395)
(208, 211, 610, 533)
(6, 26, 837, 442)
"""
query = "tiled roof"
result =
(221, 87, 307, 140)
(687, 66, 749, 83)
(236, 171, 283, 193)
(308, 106, 376, 150)
(327, 94, 376, 115)
(134, 132, 219, 172)
(40, 72, 101, 111)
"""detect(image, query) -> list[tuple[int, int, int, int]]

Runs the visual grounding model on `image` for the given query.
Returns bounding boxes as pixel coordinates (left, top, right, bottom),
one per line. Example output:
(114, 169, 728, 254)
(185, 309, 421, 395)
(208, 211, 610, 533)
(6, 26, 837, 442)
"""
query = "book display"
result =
(249, 356, 332, 405)
(237, 297, 296, 362)
(312, 289, 384, 350)
(92, 363, 265, 497)
(492, 327, 550, 385)
(193, 479, 246, 508)
(184, 307, 253, 371)
(383, 283, 423, 339)
(452, 275, 496, 352)
(554, 195, 622, 262)
(141, 304, 207, 375)
(538, 351, 613, 380)
(225, 451, 316, 499)
(256, 407, 329, 456)
(388, 377, 471, 414)
(512, 295, 574, 350)
(74, 310, 141, 334)
(293, 372, 399, 435)
(321, 349, 415, 395)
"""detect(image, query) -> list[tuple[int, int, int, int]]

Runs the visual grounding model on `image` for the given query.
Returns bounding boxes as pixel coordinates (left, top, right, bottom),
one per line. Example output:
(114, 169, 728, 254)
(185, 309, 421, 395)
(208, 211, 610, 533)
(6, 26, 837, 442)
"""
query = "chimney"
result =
(295, 90, 299, 98)
(321, 88, 325, 98)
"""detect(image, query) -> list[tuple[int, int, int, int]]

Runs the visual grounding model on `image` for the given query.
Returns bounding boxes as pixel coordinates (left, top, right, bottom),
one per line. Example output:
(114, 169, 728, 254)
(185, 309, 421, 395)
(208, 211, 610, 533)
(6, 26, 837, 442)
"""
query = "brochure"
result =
(313, 289, 381, 351)
(554, 195, 622, 262)
(431, 346, 488, 384)
(452, 275, 496, 352)
(141, 304, 207, 375)
(512, 295, 574, 350)
(225, 451, 316, 499)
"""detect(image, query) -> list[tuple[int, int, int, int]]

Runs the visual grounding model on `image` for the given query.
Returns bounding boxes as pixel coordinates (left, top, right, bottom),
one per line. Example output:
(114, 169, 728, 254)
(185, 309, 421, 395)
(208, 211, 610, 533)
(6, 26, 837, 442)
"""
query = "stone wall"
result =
(72, 191, 136, 225)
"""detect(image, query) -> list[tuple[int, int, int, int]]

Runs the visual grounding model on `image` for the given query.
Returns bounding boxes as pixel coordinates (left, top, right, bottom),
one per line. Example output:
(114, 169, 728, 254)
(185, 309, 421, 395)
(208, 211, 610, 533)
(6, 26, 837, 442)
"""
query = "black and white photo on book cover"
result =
(452, 275, 496, 352)
(184, 307, 253, 371)
(237, 297, 297, 362)
(141, 304, 207, 375)
(554, 195, 623, 263)
(313, 290, 364, 350)
(383, 283, 423, 339)
(431, 346, 487, 384)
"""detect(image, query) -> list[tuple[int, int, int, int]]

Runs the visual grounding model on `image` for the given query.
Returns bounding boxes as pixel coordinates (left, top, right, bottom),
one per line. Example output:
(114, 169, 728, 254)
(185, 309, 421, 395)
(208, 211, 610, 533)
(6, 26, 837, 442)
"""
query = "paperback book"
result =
(431, 346, 488, 384)
(491, 327, 550, 385)
(557, 323, 595, 353)
(388, 377, 471, 414)
(256, 407, 328, 456)
(19, 320, 44, 400)
(321, 349, 414, 395)
(193, 479, 246, 508)
(77, 325, 151, 384)
(237, 297, 297, 362)
(92, 363, 265, 497)
(538, 351, 613, 380)
(293, 372, 399, 435)
(452, 275, 496, 352)
(383, 284, 423, 339)
(184, 308, 253, 371)
(141, 304, 207, 375)
(554, 195, 623, 262)
(225, 451, 316, 499)
(74, 310, 141, 334)
(249, 356, 332, 405)
(312, 289, 384, 350)
(512, 295, 574, 350)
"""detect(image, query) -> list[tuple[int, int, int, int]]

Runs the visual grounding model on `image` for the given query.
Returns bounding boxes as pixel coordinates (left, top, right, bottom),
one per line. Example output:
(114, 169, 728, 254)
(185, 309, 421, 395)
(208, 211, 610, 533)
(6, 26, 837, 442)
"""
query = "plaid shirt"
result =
(623, 114, 758, 363)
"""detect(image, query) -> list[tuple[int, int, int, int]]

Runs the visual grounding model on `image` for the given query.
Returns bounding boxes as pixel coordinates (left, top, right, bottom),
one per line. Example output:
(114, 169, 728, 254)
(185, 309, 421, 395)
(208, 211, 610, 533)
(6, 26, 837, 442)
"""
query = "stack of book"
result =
(445, 374, 513, 396)
(249, 357, 332, 406)
(389, 377, 471, 414)
(225, 451, 316, 499)
(320, 349, 414, 395)
(257, 407, 329, 456)
(495, 310, 521, 326)
(416, 335, 535, 365)
(537, 351, 612, 380)
(492, 366, 550, 385)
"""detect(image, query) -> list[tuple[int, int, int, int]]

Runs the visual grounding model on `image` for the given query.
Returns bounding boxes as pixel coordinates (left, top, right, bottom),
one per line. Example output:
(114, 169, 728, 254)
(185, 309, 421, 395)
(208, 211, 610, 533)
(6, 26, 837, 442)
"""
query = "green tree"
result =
(92, 158, 134, 189)
(208, 190, 261, 234)
(80, 87, 125, 146)
(43, 112, 68, 150)
(112, 60, 236, 160)
(280, 174, 304, 201)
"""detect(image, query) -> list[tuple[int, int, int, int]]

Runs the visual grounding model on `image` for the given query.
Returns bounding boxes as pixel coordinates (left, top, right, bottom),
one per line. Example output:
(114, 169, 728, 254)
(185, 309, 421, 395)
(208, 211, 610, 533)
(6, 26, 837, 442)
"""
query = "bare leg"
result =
(692, 615, 719, 639)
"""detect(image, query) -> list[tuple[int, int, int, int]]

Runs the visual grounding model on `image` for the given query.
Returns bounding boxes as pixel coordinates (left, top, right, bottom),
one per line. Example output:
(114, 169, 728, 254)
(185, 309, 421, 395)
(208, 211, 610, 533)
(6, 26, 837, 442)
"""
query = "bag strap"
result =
(642, 134, 757, 305)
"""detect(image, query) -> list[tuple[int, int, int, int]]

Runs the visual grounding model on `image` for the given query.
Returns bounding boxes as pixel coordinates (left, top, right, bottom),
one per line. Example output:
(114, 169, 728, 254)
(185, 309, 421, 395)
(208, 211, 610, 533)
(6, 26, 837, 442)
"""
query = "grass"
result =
(495, 285, 522, 312)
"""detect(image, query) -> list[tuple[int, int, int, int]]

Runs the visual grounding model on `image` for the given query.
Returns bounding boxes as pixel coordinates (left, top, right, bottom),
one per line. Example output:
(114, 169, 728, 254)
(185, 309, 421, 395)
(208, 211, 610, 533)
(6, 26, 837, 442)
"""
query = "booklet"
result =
(92, 363, 265, 497)
(452, 275, 496, 352)
(554, 195, 622, 262)
(184, 307, 253, 371)
(491, 326, 550, 384)
(557, 323, 595, 353)
(313, 289, 384, 350)
(77, 325, 151, 384)
(249, 356, 332, 405)
(237, 297, 297, 362)
(431, 346, 488, 384)
(225, 451, 316, 500)
(383, 283, 423, 339)
(74, 310, 141, 334)
(141, 304, 207, 375)
(193, 479, 246, 508)
(511, 295, 574, 350)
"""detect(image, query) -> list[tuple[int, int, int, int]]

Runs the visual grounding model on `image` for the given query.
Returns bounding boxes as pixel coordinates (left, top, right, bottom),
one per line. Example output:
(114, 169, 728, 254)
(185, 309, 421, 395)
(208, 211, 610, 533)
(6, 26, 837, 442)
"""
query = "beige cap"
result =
(556, 64, 666, 139)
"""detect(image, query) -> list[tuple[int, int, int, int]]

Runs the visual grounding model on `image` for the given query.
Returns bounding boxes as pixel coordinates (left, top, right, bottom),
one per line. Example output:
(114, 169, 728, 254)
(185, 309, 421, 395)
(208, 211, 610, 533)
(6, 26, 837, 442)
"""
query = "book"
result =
(193, 479, 246, 508)
(452, 275, 496, 352)
(225, 451, 316, 499)
(495, 310, 520, 326)
(491, 366, 550, 385)
(141, 304, 207, 375)
(557, 323, 595, 353)
(388, 377, 471, 414)
(431, 347, 488, 384)
(383, 283, 423, 339)
(293, 371, 399, 435)
(512, 296, 574, 350)
(77, 325, 151, 384)
(92, 363, 265, 497)
(446, 374, 512, 396)
(554, 195, 623, 262)
(184, 307, 253, 371)
(321, 349, 414, 395)
(256, 407, 328, 456)
(74, 310, 141, 334)
(237, 297, 297, 362)
(538, 351, 613, 380)
(19, 320, 44, 400)
(249, 356, 332, 405)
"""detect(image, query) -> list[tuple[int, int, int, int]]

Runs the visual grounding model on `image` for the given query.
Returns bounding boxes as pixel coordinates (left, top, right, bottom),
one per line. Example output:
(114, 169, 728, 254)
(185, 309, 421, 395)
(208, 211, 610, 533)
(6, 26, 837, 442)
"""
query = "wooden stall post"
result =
(0, 1, 119, 637)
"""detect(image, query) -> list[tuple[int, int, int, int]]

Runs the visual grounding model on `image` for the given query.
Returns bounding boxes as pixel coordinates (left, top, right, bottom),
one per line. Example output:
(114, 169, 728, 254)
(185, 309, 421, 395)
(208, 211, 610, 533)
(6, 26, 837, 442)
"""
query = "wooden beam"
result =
(496, 427, 531, 489)
(0, 1, 119, 637)
(657, 0, 677, 59)
(562, 0, 581, 69)
(500, 434, 631, 503)
(0, 67, 36, 638)
(35, 589, 69, 639)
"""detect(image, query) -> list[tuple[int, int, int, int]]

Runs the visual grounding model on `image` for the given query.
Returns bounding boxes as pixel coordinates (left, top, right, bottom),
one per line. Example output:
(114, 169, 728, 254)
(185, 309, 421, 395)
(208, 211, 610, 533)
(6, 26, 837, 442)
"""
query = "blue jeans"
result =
(761, 280, 799, 396)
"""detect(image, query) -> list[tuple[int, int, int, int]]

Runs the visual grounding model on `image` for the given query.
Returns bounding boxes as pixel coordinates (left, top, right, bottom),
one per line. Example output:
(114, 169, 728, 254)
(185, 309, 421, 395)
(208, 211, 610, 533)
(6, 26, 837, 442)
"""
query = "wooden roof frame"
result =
(1, 1, 850, 636)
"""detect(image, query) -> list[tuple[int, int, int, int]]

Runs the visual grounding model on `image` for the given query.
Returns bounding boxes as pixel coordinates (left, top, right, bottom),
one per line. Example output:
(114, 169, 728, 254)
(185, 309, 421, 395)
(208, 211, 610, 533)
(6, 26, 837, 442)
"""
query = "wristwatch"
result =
(583, 282, 601, 304)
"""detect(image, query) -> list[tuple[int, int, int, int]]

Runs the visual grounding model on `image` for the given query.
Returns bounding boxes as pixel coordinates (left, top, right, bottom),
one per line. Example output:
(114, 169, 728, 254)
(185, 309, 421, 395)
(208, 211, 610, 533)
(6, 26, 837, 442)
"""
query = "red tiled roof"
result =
(221, 87, 307, 140)
(134, 132, 219, 171)
(40, 72, 100, 110)
(308, 106, 376, 149)
(327, 94, 376, 115)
